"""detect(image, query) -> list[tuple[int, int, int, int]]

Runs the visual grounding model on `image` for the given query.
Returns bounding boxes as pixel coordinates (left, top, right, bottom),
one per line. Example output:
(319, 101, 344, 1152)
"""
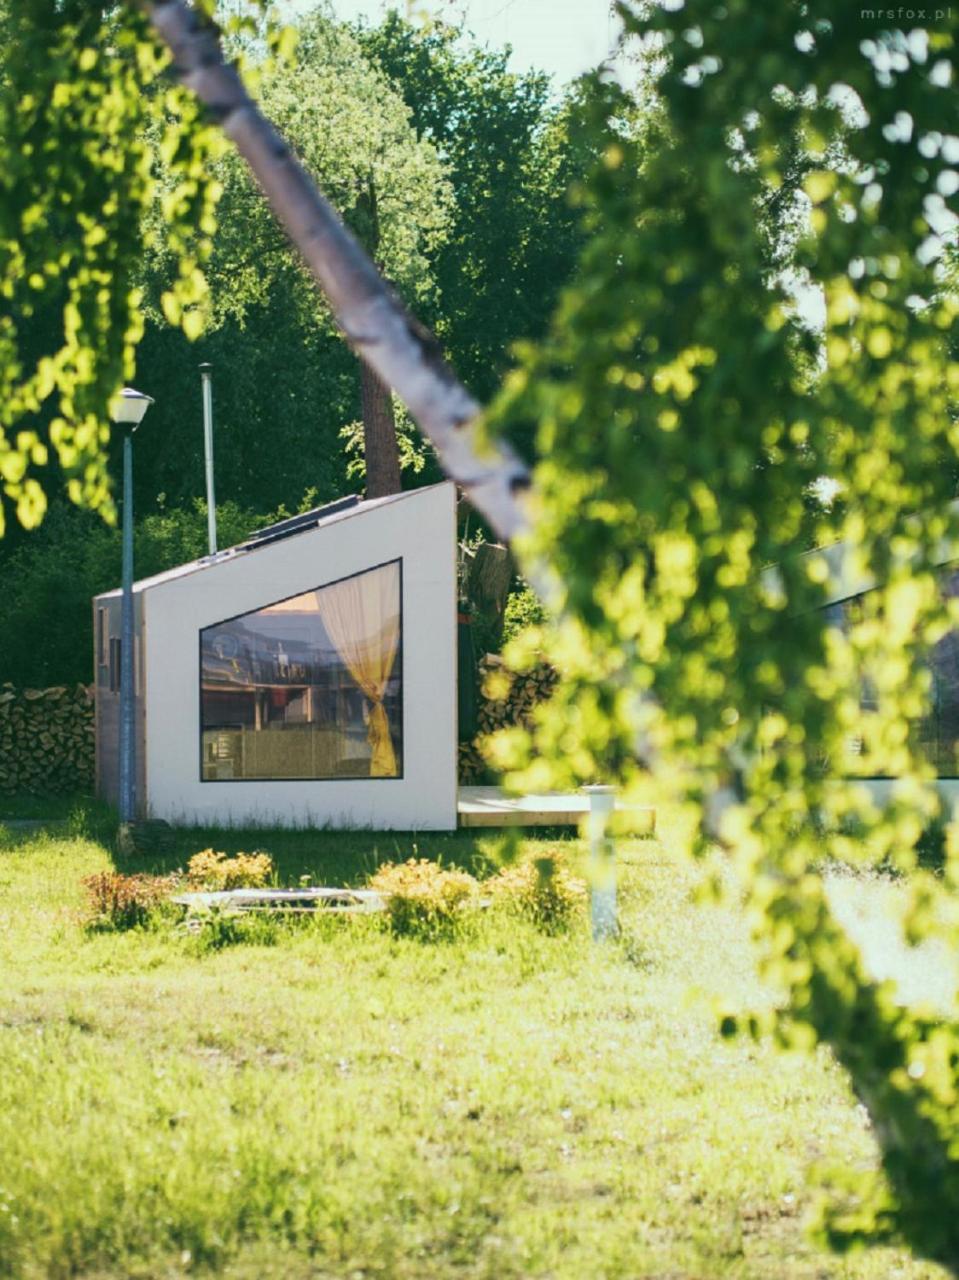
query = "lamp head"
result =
(109, 386, 154, 431)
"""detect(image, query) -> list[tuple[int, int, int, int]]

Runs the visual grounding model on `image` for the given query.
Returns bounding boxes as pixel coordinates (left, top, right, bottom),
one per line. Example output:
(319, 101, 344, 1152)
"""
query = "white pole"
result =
(583, 785, 617, 940)
(199, 362, 217, 555)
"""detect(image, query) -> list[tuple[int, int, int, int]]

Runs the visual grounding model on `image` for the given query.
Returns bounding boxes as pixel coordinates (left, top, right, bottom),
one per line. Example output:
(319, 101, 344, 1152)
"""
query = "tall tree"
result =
(137, 9, 450, 504)
(352, 181, 402, 497)
(357, 12, 595, 409)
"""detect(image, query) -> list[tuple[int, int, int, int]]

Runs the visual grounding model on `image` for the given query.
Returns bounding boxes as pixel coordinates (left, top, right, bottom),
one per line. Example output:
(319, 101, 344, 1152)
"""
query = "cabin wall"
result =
(855, 779, 959, 813)
(142, 482, 458, 829)
(93, 593, 146, 814)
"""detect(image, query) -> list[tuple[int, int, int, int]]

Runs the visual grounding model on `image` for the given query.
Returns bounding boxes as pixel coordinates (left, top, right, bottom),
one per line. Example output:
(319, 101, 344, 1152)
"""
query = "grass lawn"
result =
(0, 793, 101, 823)
(0, 810, 948, 1279)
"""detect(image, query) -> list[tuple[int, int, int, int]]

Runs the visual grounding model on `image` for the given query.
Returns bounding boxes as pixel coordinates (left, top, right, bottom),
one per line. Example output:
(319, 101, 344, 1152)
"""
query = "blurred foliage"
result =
(0, 0, 227, 535)
(488, 1, 959, 1267)
(501, 580, 547, 646)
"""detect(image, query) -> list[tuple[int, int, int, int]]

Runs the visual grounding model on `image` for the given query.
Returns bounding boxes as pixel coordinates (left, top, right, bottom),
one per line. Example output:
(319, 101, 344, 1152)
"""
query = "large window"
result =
(824, 566, 959, 778)
(200, 560, 402, 781)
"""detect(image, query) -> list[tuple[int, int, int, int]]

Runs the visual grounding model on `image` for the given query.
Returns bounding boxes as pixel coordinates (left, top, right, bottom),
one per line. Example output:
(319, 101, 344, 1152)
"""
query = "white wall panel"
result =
(142, 483, 457, 829)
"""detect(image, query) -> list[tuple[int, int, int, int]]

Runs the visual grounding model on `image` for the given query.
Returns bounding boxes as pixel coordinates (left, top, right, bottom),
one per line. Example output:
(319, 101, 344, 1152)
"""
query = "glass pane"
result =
(825, 566, 959, 778)
(200, 560, 402, 781)
(109, 637, 121, 693)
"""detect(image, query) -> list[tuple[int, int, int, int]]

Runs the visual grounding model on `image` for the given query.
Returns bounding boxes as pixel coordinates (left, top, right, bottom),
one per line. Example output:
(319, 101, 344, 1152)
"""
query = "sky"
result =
(275, 0, 622, 85)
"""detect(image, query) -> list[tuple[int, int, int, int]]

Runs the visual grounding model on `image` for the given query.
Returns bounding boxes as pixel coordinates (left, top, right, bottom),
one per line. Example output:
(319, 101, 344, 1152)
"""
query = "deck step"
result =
(457, 787, 655, 832)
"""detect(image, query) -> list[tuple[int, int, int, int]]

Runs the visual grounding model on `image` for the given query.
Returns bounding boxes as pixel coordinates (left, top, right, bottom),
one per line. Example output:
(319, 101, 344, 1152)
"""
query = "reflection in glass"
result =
(200, 560, 402, 780)
(825, 567, 959, 777)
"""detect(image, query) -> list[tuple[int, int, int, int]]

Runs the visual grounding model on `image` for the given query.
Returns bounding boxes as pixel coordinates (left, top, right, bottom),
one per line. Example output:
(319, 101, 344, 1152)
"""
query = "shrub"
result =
(186, 849, 274, 890)
(501, 581, 546, 645)
(487, 852, 586, 934)
(367, 858, 478, 938)
(81, 871, 175, 931)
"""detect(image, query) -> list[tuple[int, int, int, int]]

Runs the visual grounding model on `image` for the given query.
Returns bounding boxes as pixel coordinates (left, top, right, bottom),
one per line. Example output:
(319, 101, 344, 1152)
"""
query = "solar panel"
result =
(238, 495, 360, 551)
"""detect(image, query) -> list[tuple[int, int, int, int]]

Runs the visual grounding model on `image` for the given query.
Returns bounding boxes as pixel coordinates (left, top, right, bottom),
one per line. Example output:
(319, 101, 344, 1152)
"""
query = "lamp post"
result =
(110, 387, 154, 829)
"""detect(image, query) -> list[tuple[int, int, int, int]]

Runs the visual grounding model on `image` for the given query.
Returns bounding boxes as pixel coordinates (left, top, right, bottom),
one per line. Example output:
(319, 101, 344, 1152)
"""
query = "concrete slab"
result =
(172, 887, 386, 914)
(457, 786, 655, 832)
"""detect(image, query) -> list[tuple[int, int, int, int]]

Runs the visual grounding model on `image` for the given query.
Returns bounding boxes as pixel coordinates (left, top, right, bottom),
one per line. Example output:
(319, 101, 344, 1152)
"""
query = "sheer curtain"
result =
(314, 562, 400, 776)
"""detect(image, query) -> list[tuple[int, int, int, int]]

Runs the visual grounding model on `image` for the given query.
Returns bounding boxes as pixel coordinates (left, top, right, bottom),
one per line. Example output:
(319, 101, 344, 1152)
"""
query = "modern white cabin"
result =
(93, 482, 457, 829)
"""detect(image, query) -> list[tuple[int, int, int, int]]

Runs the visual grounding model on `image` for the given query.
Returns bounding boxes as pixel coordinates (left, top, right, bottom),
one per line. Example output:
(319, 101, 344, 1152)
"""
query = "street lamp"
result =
(109, 387, 154, 830)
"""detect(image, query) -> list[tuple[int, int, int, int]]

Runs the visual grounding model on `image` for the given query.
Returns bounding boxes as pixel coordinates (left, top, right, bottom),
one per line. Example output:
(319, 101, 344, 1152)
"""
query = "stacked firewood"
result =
(458, 655, 558, 783)
(0, 684, 94, 794)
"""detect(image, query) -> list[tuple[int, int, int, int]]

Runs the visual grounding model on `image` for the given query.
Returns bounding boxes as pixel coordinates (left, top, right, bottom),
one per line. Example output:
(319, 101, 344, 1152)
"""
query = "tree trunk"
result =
(360, 361, 401, 497)
(354, 181, 402, 498)
(466, 541, 513, 646)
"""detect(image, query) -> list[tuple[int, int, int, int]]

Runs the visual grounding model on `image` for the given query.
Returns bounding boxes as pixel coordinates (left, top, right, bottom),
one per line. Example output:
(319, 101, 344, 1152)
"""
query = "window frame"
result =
(197, 557, 404, 784)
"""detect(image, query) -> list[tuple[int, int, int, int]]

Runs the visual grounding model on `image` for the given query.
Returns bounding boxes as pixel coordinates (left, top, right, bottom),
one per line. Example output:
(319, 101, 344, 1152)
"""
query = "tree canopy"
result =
(130, 9, 453, 512)
(357, 12, 592, 406)
(0, 4, 589, 526)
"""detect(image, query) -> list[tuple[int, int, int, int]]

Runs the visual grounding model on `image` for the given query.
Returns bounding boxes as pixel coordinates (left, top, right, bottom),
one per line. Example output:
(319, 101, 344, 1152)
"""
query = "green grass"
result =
(0, 792, 106, 823)
(0, 813, 947, 1279)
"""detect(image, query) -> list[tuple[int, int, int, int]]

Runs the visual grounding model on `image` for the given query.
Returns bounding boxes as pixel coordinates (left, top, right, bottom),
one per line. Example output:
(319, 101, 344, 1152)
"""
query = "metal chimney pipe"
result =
(199, 362, 217, 555)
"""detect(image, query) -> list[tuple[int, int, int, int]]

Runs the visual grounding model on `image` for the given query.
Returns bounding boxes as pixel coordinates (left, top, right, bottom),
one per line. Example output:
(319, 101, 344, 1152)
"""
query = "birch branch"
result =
(144, 0, 532, 543)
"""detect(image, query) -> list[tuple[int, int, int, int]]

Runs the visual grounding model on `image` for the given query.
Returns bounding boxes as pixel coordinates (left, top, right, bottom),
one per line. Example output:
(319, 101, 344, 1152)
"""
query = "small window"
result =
(109, 637, 122, 693)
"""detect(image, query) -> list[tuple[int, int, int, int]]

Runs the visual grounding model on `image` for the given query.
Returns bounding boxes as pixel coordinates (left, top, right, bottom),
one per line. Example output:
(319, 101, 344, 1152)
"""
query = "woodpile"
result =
(458, 654, 558, 784)
(0, 684, 94, 795)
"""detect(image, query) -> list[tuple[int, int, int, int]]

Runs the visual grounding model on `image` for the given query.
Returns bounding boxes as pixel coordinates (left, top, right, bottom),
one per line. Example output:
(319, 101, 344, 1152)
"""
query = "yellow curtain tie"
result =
(367, 699, 397, 777)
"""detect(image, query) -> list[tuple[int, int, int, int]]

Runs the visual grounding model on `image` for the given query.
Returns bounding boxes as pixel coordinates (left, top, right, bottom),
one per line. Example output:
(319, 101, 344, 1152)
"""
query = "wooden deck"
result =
(457, 786, 655, 832)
